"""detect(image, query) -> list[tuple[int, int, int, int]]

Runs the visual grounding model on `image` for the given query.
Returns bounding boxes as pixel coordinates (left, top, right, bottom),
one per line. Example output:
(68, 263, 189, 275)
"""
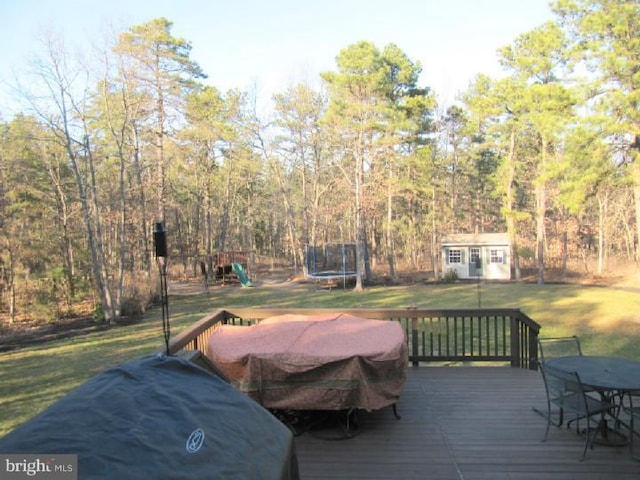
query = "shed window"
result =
(448, 249, 462, 264)
(490, 249, 504, 264)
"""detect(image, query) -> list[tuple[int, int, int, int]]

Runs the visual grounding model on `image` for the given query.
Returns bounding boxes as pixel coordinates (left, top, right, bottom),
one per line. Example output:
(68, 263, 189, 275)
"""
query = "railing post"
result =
(529, 323, 539, 370)
(411, 317, 419, 367)
(510, 314, 520, 368)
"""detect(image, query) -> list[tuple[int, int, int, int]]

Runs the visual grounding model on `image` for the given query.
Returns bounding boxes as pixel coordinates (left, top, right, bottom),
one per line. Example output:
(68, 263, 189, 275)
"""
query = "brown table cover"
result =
(206, 313, 408, 411)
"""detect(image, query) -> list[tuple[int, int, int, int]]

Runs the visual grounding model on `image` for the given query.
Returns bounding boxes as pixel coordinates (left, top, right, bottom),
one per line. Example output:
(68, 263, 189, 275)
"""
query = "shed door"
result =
(469, 247, 482, 277)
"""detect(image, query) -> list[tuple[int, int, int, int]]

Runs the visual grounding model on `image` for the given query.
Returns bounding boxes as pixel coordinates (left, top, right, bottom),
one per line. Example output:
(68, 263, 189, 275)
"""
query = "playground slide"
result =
(232, 263, 253, 287)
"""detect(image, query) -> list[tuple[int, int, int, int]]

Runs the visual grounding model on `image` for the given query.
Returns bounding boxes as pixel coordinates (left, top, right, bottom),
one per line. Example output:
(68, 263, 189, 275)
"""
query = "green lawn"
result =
(2, 280, 640, 437)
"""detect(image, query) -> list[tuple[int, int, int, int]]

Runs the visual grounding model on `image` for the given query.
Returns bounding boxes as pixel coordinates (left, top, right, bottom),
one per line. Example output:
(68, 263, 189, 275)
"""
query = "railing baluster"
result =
(429, 317, 434, 356)
(411, 317, 419, 367)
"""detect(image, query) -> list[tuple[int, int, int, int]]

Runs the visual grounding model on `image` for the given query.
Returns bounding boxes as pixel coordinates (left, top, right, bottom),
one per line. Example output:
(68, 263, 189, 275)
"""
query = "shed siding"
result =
(441, 234, 511, 280)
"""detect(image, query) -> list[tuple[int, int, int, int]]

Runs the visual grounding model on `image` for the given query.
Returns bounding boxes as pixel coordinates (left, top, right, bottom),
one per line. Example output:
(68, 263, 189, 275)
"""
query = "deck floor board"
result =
(292, 366, 640, 479)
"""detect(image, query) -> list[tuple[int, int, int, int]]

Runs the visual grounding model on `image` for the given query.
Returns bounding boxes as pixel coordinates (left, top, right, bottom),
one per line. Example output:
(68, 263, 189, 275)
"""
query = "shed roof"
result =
(441, 233, 510, 246)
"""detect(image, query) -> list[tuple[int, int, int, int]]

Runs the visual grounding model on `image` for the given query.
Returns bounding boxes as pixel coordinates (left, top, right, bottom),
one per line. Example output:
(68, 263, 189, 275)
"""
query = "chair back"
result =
(536, 359, 616, 460)
(538, 336, 582, 362)
(538, 361, 583, 402)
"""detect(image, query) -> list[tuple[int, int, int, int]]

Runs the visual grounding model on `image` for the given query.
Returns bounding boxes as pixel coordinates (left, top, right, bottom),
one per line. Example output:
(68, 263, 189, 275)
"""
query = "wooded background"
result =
(1, 1, 638, 323)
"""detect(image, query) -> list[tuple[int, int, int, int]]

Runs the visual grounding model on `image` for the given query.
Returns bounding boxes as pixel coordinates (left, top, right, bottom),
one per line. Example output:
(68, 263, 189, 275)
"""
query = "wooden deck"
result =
(292, 366, 640, 479)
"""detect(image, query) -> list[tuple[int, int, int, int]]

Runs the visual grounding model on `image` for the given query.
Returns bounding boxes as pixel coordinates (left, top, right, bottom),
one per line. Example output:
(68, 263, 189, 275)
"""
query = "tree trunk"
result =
(68, 145, 112, 323)
(431, 187, 440, 280)
(272, 159, 302, 274)
(597, 193, 608, 275)
(83, 135, 117, 323)
(505, 130, 521, 281)
(116, 147, 127, 318)
(561, 230, 568, 280)
(6, 247, 16, 324)
(386, 164, 397, 280)
(131, 125, 151, 274)
(354, 150, 365, 291)
(633, 178, 640, 273)
(535, 137, 547, 285)
(155, 76, 167, 222)
(45, 153, 76, 300)
(217, 165, 233, 252)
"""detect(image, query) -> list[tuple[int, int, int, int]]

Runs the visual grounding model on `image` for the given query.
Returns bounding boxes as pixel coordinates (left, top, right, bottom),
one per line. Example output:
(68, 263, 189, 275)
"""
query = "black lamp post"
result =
(153, 222, 170, 355)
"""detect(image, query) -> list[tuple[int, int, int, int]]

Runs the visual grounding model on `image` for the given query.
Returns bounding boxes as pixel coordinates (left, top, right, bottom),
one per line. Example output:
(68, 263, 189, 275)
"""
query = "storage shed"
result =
(441, 233, 511, 280)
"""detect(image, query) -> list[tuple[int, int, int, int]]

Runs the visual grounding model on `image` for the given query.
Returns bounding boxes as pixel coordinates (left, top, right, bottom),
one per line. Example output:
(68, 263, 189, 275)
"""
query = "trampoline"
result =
(303, 243, 357, 283)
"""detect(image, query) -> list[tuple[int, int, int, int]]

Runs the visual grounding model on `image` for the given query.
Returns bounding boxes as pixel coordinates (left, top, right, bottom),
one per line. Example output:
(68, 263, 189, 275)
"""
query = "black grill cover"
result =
(0, 354, 299, 479)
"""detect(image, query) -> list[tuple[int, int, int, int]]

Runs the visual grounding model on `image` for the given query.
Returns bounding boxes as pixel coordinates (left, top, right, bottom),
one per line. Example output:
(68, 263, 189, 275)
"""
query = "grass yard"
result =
(1, 279, 640, 437)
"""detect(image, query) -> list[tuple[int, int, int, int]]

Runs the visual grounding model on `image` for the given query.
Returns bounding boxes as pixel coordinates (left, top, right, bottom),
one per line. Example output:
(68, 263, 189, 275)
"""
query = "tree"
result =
(378, 43, 435, 278)
(462, 74, 529, 280)
(322, 41, 380, 290)
(181, 85, 245, 262)
(322, 41, 433, 290)
(553, 0, 640, 268)
(115, 18, 206, 222)
(272, 83, 332, 272)
(498, 21, 576, 284)
(91, 56, 146, 314)
(19, 31, 123, 322)
(554, 112, 623, 275)
(0, 117, 58, 321)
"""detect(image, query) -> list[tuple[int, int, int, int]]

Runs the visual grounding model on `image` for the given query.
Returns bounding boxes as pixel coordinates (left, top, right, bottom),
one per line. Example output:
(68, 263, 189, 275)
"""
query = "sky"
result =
(0, 0, 556, 116)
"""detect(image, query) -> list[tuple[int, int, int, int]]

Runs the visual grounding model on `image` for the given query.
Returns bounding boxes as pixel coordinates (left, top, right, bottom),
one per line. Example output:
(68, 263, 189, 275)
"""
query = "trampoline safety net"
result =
(303, 243, 357, 279)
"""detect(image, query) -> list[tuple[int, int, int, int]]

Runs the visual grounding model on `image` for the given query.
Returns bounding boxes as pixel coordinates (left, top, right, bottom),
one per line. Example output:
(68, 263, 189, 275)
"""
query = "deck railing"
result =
(167, 307, 541, 370)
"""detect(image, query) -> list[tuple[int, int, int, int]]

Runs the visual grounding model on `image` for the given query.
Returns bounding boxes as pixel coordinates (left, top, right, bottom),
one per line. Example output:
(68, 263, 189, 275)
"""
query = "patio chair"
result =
(536, 360, 616, 461)
(621, 392, 640, 461)
(538, 336, 583, 363)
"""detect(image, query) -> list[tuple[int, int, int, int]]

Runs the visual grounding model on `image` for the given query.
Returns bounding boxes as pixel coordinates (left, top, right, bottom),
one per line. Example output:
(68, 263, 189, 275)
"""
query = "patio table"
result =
(547, 355, 640, 446)
(547, 355, 640, 393)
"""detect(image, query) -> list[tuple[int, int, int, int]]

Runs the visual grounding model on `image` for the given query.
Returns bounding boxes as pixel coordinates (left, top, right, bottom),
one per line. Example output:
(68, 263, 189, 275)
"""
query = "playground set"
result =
(200, 251, 253, 287)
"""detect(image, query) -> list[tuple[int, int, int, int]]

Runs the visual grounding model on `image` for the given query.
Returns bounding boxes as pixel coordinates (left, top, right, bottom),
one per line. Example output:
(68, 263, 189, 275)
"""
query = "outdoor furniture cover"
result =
(0, 354, 299, 480)
(206, 313, 408, 411)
